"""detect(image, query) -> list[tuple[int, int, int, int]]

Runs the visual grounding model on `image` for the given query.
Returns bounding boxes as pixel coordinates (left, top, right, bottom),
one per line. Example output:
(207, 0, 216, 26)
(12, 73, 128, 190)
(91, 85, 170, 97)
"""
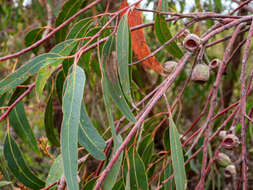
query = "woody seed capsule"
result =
(183, 34, 201, 52)
(224, 165, 236, 178)
(209, 58, 221, 71)
(191, 63, 210, 83)
(164, 61, 178, 74)
(216, 153, 231, 167)
(222, 134, 240, 149)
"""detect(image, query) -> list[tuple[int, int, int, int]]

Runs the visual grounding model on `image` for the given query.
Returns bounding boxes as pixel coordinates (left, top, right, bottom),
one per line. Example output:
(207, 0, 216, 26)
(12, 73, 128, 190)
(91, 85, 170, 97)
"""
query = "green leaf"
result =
(116, 14, 132, 103)
(163, 128, 170, 150)
(163, 161, 175, 190)
(169, 116, 187, 190)
(50, 39, 78, 56)
(102, 135, 123, 190)
(112, 178, 125, 190)
(83, 178, 97, 190)
(35, 40, 78, 99)
(123, 147, 148, 190)
(24, 28, 45, 54)
(78, 102, 106, 160)
(101, 35, 135, 123)
(141, 141, 154, 169)
(154, 15, 183, 59)
(138, 135, 152, 156)
(46, 155, 64, 187)
(9, 102, 39, 153)
(3, 133, 45, 189)
(0, 53, 62, 96)
(67, 18, 93, 39)
(160, 0, 169, 12)
(213, 0, 222, 12)
(61, 64, 85, 190)
(102, 81, 123, 189)
(0, 181, 12, 187)
(55, 0, 83, 43)
(35, 62, 58, 99)
(56, 70, 65, 104)
(44, 95, 60, 146)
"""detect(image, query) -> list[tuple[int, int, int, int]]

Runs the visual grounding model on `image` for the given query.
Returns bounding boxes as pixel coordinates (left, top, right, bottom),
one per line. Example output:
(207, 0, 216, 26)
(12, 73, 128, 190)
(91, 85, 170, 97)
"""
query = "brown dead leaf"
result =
(120, 0, 164, 75)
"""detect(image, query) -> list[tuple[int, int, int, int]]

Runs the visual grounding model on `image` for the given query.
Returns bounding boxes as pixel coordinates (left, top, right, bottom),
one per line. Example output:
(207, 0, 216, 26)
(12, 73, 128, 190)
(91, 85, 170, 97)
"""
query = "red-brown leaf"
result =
(120, 0, 164, 75)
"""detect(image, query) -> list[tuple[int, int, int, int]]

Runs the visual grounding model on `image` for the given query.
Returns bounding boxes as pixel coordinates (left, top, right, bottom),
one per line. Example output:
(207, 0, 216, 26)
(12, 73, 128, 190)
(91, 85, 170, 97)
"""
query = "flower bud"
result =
(191, 63, 210, 83)
(164, 61, 178, 74)
(216, 153, 231, 167)
(183, 34, 201, 52)
(224, 165, 236, 178)
(209, 58, 221, 72)
(222, 134, 240, 149)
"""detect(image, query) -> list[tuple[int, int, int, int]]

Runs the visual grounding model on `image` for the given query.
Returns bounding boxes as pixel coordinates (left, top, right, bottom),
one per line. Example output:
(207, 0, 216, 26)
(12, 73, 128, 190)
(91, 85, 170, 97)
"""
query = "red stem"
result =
(239, 19, 253, 190)
(0, 83, 35, 122)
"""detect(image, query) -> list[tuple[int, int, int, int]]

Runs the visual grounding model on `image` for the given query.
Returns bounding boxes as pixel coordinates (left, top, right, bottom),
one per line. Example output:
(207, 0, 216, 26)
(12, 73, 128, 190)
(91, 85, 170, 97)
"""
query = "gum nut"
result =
(191, 64, 210, 83)
(222, 134, 240, 149)
(209, 58, 221, 71)
(164, 61, 178, 73)
(216, 153, 231, 167)
(224, 165, 236, 178)
(183, 34, 201, 52)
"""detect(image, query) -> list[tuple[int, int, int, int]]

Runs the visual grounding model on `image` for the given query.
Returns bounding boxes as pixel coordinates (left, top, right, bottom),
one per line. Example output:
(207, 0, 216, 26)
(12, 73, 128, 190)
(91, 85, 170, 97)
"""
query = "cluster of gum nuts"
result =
(164, 32, 223, 83)
(164, 32, 243, 179)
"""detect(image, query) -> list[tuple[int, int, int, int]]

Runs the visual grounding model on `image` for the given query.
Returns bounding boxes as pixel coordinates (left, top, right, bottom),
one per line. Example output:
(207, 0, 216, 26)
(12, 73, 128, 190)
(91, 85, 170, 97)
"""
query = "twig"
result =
(0, 83, 35, 122)
(239, 18, 253, 190)
(233, 0, 253, 13)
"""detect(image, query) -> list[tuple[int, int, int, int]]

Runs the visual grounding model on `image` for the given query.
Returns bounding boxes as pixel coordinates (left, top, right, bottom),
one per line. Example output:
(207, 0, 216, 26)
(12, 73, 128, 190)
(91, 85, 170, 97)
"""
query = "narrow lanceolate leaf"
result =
(160, 0, 169, 13)
(102, 83, 123, 189)
(55, 0, 83, 42)
(61, 64, 85, 190)
(78, 103, 106, 160)
(35, 40, 78, 99)
(46, 155, 64, 187)
(24, 28, 45, 54)
(123, 147, 148, 190)
(3, 133, 45, 189)
(56, 70, 65, 104)
(120, 0, 164, 75)
(0, 53, 62, 96)
(35, 62, 58, 99)
(50, 39, 78, 56)
(101, 35, 135, 123)
(67, 18, 93, 39)
(169, 116, 186, 190)
(102, 135, 123, 190)
(155, 14, 183, 59)
(117, 14, 132, 103)
(9, 102, 39, 153)
(44, 95, 60, 146)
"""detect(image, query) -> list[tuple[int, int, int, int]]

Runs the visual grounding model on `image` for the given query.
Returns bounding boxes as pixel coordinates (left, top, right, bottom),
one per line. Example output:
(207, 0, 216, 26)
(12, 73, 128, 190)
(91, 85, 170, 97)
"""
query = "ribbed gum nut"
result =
(209, 58, 221, 71)
(224, 165, 236, 178)
(164, 61, 178, 73)
(216, 153, 231, 167)
(183, 34, 201, 52)
(219, 130, 227, 140)
(222, 134, 240, 149)
(191, 63, 210, 83)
